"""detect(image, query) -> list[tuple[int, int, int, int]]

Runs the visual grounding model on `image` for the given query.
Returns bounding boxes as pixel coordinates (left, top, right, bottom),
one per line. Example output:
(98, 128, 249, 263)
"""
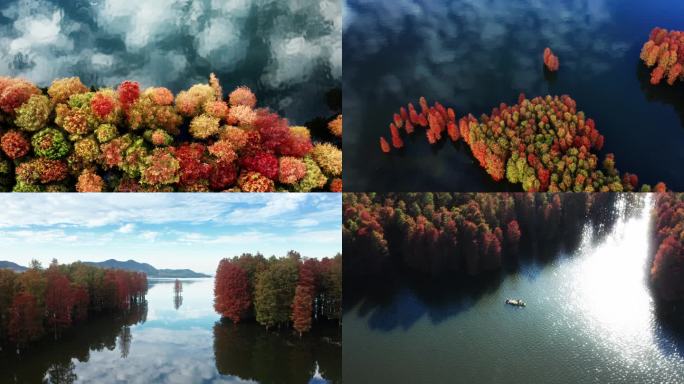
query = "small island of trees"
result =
(0, 260, 147, 351)
(213, 252, 341, 337)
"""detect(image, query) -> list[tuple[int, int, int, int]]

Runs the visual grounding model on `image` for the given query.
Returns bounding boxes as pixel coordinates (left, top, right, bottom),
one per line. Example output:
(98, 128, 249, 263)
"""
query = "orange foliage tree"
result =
(640, 27, 684, 85)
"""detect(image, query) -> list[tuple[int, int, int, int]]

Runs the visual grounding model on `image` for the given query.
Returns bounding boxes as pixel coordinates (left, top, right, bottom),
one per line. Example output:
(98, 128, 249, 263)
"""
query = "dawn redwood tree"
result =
(254, 258, 298, 330)
(320, 254, 342, 322)
(291, 285, 313, 337)
(651, 235, 684, 301)
(0, 269, 17, 344)
(505, 220, 522, 255)
(8, 292, 43, 348)
(214, 260, 251, 324)
(45, 267, 75, 339)
(72, 285, 90, 322)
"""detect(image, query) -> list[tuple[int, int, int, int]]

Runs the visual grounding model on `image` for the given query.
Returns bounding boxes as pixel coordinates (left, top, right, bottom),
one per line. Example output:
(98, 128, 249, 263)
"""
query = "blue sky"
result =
(0, 194, 341, 275)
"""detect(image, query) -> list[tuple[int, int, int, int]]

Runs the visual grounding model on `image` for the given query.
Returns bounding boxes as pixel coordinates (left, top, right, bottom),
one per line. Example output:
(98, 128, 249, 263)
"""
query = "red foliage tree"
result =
(291, 285, 313, 337)
(543, 48, 560, 72)
(214, 260, 251, 324)
(118, 80, 140, 112)
(505, 220, 522, 254)
(254, 109, 290, 151)
(380, 137, 391, 153)
(651, 235, 684, 301)
(45, 268, 75, 339)
(8, 292, 43, 347)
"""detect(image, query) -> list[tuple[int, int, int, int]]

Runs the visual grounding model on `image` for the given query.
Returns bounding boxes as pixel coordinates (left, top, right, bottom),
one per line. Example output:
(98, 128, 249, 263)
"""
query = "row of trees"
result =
(651, 194, 684, 303)
(380, 94, 667, 193)
(343, 193, 628, 277)
(0, 259, 147, 349)
(214, 252, 342, 337)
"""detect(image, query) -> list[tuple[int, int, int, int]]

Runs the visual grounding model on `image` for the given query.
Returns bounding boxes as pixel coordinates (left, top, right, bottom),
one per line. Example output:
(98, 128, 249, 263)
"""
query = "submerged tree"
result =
(291, 285, 314, 337)
(214, 261, 251, 324)
(8, 292, 43, 348)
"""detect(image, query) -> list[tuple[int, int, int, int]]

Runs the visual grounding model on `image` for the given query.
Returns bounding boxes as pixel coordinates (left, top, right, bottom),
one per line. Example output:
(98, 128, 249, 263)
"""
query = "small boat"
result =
(505, 299, 526, 307)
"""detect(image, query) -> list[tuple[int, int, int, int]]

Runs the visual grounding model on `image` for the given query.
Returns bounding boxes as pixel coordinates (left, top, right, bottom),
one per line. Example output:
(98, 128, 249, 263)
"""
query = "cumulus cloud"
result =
(140, 231, 159, 241)
(0, 0, 340, 122)
(71, 327, 256, 384)
(0, 194, 336, 228)
(118, 223, 136, 233)
(347, 0, 625, 104)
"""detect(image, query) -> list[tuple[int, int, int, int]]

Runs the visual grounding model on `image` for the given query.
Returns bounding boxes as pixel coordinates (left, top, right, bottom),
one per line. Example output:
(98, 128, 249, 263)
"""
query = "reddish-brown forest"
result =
(213, 252, 341, 336)
(0, 260, 147, 349)
(651, 194, 684, 303)
(343, 193, 633, 277)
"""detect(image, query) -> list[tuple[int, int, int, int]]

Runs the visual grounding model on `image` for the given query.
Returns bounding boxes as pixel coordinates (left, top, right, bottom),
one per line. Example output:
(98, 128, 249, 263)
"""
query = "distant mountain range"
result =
(0, 259, 210, 278)
(0, 261, 27, 272)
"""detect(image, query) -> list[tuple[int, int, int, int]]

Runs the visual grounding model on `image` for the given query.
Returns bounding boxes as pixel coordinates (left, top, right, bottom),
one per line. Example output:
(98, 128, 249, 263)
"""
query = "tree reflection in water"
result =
(213, 319, 342, 384)
(0, 302, 147, 384)
(173, 279, 183, 310)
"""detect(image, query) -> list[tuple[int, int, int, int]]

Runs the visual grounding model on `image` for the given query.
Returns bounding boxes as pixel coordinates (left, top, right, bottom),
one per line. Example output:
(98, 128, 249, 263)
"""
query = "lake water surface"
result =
(344, 0, 684, 191)
(0, 0, 341, 124)
(343, 195, 684, 383)
(1, 277, 341, 384)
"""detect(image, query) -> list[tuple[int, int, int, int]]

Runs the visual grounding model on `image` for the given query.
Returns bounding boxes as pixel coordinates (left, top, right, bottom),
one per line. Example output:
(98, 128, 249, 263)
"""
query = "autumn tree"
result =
(214, 260, 251, 324)
(505, 220, 521, 255)
(0, 269, 18, 343)
(45, 265, 75, 339)
(8, 292, 43, 348)
(254, 258, 298, 330)
(291, 285, 313, 337)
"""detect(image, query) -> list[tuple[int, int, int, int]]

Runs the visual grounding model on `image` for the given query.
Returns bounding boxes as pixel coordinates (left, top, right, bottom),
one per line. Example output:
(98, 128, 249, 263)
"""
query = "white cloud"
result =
(224, 194, 308, 224)
(140, 231, 159, 241)
(118, 223, 136, 234)
(0, 229, 78, 243)
(293, 218, 319, 228)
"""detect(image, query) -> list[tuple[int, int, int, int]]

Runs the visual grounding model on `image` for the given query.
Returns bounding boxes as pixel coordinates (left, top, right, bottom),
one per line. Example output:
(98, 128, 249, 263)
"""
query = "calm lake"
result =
(343, 195, 684, 383)
(0, 277, 341, 384)
(0, 0, 341, 124)
(344, 0, 684, 191)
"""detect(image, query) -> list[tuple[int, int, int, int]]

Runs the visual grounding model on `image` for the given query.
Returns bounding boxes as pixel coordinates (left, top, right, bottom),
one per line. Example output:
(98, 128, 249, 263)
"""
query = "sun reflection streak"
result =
(564, 194, 658, 363)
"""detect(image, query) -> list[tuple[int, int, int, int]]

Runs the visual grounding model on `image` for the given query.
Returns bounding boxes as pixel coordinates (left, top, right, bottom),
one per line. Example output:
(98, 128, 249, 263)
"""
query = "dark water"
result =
(343, 196, 684, 383)
(344, 0, 684, 191)
(0, 278, 341, 384)
(0, 0, 341, 124)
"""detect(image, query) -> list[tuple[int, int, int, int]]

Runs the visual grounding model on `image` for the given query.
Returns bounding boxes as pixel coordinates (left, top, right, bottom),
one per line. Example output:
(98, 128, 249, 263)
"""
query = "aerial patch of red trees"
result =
(640, 27, 684, 86)
(213, 252, 342, 337)
(543, 48, 560, 72)
(0, 259, 147, 350)
(379, 95, 666, 193)
(651, 193, 684, 303)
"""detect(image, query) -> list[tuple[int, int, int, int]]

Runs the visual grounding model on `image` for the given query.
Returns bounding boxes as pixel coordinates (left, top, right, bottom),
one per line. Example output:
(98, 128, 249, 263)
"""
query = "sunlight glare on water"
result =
(560, 194, 676, 371)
